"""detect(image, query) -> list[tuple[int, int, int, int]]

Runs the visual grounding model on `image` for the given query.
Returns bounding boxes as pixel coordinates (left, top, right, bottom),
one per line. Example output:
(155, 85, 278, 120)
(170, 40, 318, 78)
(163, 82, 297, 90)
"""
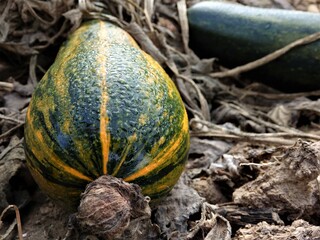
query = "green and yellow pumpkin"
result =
(24, 20, 190, 209)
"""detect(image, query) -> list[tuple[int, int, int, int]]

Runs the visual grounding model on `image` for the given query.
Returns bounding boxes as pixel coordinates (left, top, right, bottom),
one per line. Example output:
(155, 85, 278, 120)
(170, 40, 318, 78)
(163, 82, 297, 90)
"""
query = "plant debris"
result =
(1, 0, 320, 239)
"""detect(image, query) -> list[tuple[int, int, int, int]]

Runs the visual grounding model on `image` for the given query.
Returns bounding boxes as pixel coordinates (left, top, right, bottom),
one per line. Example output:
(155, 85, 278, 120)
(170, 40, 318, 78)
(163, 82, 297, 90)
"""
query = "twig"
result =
(143, 0, 154, 32)
(0, 123, 24, 140)
(211, 31, 320, 78)
(240, 162, 277, 167)
(0, 137, 24, 160)
(0, 219, 17, 239)
(0, 114, 24, 124)
(190, 131, 296, 145)
(317, 175, 320, 202)
(222, 102, 312, 135)
(0, 82, 14, 92)
(0, 205, 23, 240)
(178, 74, 211, 121)
(177, 0, 189, 54)
(239, 88, 320, 100)
(191, 118, 320, 144)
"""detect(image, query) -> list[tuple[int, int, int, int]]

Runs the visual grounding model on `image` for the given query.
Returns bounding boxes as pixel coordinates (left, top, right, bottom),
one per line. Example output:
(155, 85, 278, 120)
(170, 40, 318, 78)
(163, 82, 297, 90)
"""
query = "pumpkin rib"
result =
(26, 120, 93, 183)
(97, 21, 111, 175)
(141, 162, 187, 198)
(126, 132, 189, 185)
(123, 111, 189, 182)
(25, 147, 91, 188)
(112, 133, 137, 176)
(37, 51, 103, 178)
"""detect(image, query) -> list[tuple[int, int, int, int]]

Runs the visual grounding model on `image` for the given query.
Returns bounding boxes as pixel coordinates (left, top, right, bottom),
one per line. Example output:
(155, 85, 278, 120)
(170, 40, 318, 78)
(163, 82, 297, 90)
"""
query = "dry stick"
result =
(1, 219, 17, 239)
(143, 0, 155, 32)
(0, 205, 23, 240)
(177, 0, 189, 54)
(0, 81, 14, 92)
(190, 131, 296, 145)
(178, 74, 211, 121)
(240, 162, 277, 167)
(240, 88, 320, 100)
(212, 76, 320, 101)
(0, 123, 24, 140)
(0, 114, 24, 125)
(211, 31, 320, 78)
(224, 102, 309, 135)
(191, 118, 320, 143)
(0, 137, 24, 160)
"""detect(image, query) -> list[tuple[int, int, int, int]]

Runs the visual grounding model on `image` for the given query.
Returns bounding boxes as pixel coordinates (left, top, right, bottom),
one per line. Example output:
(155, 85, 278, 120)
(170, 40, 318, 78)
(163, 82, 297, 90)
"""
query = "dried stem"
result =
(0, 205, 23, 240)
(211, 31, 320, 78)
(0, 82, 14, 92)
(191, 118, 320, 145)
(0, 123, 24, 140)
(191, 131, 296, 145)
(221, 102, 317, 135)
(0, 114, 24, 124)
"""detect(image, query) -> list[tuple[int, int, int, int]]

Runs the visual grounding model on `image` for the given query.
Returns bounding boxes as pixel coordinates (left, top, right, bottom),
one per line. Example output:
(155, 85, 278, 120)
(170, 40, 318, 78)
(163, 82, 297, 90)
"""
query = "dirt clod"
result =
(233, 140, 320, 220)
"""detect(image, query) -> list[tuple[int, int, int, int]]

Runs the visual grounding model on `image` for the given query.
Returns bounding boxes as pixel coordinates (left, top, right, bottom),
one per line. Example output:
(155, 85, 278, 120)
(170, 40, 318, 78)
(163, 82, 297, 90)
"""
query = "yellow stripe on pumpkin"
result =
(124, 111, 189, 182)
(27, 163, 83, 209)
(142, 162, 185, 196)
(26, 97, 95, 183)
(112, 133, 137, 176)
(32, 130, 93, 182)
(98, 21, 111, 175)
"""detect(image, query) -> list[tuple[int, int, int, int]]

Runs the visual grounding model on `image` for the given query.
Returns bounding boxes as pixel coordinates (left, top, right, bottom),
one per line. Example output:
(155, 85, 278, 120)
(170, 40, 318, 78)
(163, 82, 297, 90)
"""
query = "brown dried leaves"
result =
(0, 0, 76, 55)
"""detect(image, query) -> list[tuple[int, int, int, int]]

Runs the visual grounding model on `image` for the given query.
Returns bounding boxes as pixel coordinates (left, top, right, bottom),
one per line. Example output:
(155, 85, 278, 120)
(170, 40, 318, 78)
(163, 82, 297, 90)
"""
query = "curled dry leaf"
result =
(0, 136, 28, 211)
(267, 104, 295, 127)
(187, 203, 232, 240)
(187, 137, 233, 174)
(153, 174, 205, 239)
(177, 0, 189, 53)
(3, 92, 30, 111)
(0, 0, 75, 55)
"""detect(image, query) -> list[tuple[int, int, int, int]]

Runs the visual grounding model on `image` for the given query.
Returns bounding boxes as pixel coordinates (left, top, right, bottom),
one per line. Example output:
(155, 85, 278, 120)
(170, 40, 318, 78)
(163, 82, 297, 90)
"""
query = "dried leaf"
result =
(191, 58, 215, 74)
(188, 137, 233, 171)
(0, 42, 38, 55)
(187, 203, 232, 240)
(191, 177, 228, 204)
(153, 174, 205, 239)
(0, 136, 27, 211)
(63, 9, 83, 32)
(4, 92, 30, 110)
(267, 104, 293, 127)
(177, 0, 189, 53)
(204, 215, 231, 240)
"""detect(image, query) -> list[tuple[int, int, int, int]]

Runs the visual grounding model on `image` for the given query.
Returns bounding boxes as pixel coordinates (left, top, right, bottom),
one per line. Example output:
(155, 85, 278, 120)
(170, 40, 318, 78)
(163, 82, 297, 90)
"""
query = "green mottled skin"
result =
(188, 1, 320, 92)
(24, 20, 190, 209)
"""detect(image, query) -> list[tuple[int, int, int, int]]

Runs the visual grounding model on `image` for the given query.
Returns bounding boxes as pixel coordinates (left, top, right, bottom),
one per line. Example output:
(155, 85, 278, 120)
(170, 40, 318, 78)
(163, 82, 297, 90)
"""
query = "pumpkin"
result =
(24, 20, 190, 209)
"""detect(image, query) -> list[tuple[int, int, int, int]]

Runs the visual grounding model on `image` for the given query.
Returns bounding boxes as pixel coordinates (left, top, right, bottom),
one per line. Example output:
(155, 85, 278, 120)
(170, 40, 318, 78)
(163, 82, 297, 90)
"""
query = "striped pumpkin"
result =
(24, 20, 190, 209)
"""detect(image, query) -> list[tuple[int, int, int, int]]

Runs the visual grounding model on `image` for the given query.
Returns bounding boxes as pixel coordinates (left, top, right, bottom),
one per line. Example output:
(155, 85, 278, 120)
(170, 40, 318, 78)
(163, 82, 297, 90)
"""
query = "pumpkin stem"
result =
(75, 175, 157, 239)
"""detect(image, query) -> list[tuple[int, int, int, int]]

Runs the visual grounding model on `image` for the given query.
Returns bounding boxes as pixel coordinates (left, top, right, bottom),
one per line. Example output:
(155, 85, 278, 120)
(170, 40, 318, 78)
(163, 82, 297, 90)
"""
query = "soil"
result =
(2, 0, 320, 239)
